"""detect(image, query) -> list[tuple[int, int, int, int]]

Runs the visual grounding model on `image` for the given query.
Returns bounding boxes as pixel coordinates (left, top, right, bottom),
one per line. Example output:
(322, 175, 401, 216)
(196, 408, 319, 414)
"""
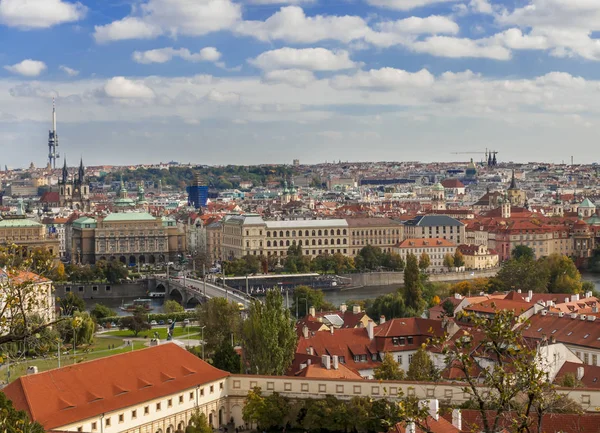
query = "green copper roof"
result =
(580, 198, 596, 208)
(73, 217, 97, 229)
(0, 218, 42, 228)
(104, 212, 156, 222)
(586, 215, 600, 226)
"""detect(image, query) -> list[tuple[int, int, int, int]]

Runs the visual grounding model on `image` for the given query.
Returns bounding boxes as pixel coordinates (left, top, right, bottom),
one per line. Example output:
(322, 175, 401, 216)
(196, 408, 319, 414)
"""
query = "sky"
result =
(1, 0, 600, 167)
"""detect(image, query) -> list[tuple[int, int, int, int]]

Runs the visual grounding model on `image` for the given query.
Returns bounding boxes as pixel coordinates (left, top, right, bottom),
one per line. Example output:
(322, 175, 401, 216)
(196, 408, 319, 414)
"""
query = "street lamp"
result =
(200, 325, 206, 360)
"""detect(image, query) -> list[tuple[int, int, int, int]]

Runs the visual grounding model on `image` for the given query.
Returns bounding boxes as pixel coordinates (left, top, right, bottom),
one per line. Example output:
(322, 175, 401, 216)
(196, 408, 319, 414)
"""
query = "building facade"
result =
(71, 212, 186, 265)
(0, 215, 60, 256)
(403, 215, 465, 246)
(393, 238, 456, 271)
(347, 218, 403, 256)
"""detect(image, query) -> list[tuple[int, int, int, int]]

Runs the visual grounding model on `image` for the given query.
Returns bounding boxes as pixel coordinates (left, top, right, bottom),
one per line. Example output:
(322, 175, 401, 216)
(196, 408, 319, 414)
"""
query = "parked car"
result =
(183, 319, 190, 325)
(159, 320, 165, 325)
(167, 319, 173, 324)
(150, 320, 158, 326)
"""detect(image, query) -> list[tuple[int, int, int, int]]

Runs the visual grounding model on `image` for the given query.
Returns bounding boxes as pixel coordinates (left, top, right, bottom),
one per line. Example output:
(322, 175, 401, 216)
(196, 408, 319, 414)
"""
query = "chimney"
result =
(571, 313, 578, 319)
(593, 306, 599, 314)
(26, 366, 38, 375)
(452, 409, 462, 430)
(565, 297, 569, 304)
(380, 315, 386, 325)
(307, 359, 312, 366)
(330, 326, 334, 335)
(309, 347, 314, 355)
(322, 355, 331, 370)
(577, 366, 585, 381)
(367, 320, 375, 340)
(340, 303, 347, 313)
(586, 291, 592, 299)
(309, 306, 316, 317)
(353, 305, 361, 314)
(528, 290, 533, 300)
(332, 355, 339, 370)
(405, 422, 416, 433)
(419, 399, 439, 421)
(517, 289, 522, 294)
(302, 325, 309, 339)
(558, 312, 565, 317)
(580, 315, 587, 321)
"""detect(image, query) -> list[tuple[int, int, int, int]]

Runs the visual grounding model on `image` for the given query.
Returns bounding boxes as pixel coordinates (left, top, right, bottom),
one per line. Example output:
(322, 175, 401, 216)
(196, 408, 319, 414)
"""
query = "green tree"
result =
(367, 292, 410, 320)
(374, 352, 405, 380)
(441, 299, 455, 317)
(120, 307, 151, 337)
(492, 257, 550, 293)
(90, 303, 115, 320)
(354, 245, 384, 271)
(406, 346, 438, 382)
(418, 252, 431, 271)
(242, 289, 297, 375)
(403, 253, 424, 312)
(196, 298, 242, 356)
(512, 245, 535, 261)
(242, 387, 290, 430)
(186, 410, 213, 433)
(382, 252, 405, 271)
(558, 372, 582, 388)
(164, 299, 185, 313)
(212, 341, 241, 374)
(104, 260, 129, 283)
(57, 292, 86, 316)
(292, 285, 334, 317)
(436, 309, 561, 433)
(0, 392, 45, 433)
(453, 250, 465, 268)
(542, 254, 583, 294)
(443, 253, 455, 269)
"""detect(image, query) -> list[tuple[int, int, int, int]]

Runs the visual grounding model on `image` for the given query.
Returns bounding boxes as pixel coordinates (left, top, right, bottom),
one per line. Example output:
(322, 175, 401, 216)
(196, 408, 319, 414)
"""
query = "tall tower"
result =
(48, 98, 60, 169)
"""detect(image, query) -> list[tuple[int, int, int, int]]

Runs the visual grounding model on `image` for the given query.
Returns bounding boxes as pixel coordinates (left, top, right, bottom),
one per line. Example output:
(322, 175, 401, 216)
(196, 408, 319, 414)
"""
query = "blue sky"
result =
(1, 0, 600, 167)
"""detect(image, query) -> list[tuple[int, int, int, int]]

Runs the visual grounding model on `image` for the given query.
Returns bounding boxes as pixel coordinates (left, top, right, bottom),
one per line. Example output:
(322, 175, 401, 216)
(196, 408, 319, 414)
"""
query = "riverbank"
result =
(341, 268, 499, 288)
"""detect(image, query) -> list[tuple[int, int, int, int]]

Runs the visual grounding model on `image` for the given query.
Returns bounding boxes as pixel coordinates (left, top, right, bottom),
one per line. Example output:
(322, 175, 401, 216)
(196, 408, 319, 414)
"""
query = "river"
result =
(83, 273, 600, 315)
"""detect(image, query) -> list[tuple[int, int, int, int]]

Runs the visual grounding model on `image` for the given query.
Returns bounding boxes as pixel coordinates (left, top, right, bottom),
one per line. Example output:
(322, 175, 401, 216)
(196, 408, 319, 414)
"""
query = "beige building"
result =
(403, 215, 465, 245)
(0, 215, 59, 256)
(457, 244, 499, 270)
(393, 238, 456, 271)
(0, 270, 55, 328)
(347, 218, 403, 256)
(71, 212, 186, 265)
(206, 221, 223, 264)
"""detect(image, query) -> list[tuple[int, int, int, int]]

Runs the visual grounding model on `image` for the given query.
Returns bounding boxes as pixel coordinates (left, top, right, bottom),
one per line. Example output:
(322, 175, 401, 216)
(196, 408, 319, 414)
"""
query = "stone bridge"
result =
(146, 277, 253, 309)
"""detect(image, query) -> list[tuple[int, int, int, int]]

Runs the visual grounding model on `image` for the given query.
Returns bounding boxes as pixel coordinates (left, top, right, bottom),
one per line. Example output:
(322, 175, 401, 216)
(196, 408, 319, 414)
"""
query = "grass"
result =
(103, 326, 201, 339)
(3, 339, 147, 382)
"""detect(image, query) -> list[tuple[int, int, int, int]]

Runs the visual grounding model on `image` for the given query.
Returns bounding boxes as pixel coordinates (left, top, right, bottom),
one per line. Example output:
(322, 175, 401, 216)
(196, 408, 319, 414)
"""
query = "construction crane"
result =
(451, 149, 498, 167)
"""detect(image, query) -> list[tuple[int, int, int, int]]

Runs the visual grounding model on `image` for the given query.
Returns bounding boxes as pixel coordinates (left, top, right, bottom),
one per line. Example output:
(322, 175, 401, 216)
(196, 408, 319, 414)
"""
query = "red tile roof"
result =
(2, 343, 228, 430)
(555, 361, 600, 388)
(395, 416, 460, 433)
(396, 238, 456, 248)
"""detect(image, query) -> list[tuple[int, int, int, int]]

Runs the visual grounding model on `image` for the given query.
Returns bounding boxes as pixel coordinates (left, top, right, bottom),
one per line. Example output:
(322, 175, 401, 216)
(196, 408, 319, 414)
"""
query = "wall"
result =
(343, 269, 499, 288)
(54, 282, 148, 300)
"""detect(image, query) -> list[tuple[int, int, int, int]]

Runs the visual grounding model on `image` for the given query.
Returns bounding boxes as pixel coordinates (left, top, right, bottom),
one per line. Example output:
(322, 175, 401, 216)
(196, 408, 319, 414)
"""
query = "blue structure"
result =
(187, 173, 209, 208)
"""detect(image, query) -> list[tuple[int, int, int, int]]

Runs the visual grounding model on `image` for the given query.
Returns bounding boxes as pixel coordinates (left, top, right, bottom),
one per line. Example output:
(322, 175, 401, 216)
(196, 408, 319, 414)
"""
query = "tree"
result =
(441, 299, 455, 317)
(186, 410, 213, 433)
(512, 245, 535, 261)
(104, 260, 129, 283)
(367, 292, 410, 320)
(542, 254, 582, 294)
(292, 285, 335, 318)
(242, 289, 297, 375)
(0, 392, 45, 433)
(57, 292, 85, 316)
(57, 311, 95, 348)
(436, 309, 561, 433)
(374, 352, 405, 380)
(453, 250, 465, 268)
(196, 298, 241, 356)
(354, 245, 384, 271)
(212, 341, 241, 374)
(443, 253, 455, 269)
(557, 372, 582, 388)
(403, 253, 424, 312)
(418, 252, 431, 271)
(164, 299, 184, 313)
(242, 387, 290, 430)
(492, 257, 550, 293)
(382, 252, 405, 271)
(406, 346, 438, 382)
(120, 307, 151, 337)
(90, 303, 115, 321)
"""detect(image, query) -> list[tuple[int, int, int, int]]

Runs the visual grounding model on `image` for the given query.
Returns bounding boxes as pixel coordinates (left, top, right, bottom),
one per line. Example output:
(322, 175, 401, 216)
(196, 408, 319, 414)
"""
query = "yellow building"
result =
(347, 218, 403, 255)
(0, 216, 59, 256)
(457, 244, 499, 270)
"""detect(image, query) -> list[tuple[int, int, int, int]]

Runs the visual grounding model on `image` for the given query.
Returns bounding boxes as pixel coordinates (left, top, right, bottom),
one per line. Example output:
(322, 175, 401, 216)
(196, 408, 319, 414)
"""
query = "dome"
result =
(432, 182, 444, 191)
(466, 158, 477, 177)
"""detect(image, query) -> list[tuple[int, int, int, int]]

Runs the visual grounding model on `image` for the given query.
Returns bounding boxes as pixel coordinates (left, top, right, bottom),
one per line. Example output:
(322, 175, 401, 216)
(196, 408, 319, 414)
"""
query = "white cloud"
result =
(469, 0, 493, 14)
(0, 0, 85, 29)
(492, 29, 548, 50)
(59, 65, 80, 77)
(4, 60, 47, 77)
(262, 69, 315, 87)
(375, 16, 459, 35)
(411, 36, 511, 60)
(104, 77, 155, 99)
(206, 89, 240, 104)
(247, 0, 314, 3)
(331, 67, 435, 90)
(94, 0, 241, 43)
(366, 0, 458, 11)
(249, 48, 357, 71)
(235, 6, 370, 43)
(132, 47, 222, 64)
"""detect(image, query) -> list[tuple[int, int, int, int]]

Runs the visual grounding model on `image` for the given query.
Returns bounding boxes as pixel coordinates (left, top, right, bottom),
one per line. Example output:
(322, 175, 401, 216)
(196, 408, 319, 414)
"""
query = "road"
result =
(175, 277, 253, 309)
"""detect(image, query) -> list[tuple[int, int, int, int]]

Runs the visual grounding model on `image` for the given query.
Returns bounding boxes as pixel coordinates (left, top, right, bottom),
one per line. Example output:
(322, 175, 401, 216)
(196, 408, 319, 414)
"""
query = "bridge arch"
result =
(155, 283, 167, 293)
(170, 288, 183, 303)
(186, 297, 200, 309)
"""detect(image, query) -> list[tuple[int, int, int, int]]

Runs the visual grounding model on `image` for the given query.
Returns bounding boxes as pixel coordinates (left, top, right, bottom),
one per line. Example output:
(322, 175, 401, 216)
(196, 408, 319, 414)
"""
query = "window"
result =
(407, 336, 414, 345)
(210, 385, 214, 393)
(220, 382, 224, 390)
(92, 422, 97, 431)
(105, 285, 111, 291)
(156, 402, 161, 411)
(144, 406, 149, 415)
(105, 418, 111, 427)
(179, 395, 184, 404)
(119, 414, 124, 423)
(399, 337, 405, 345)
(65, 286, 71, 292)
(594, 354, 598, 366)
(397, 355, 403, 365)
(408, 354, 414, 364)
(168, 398, 172, 408)
(132, 410, 137, 419)
(78, 427, 83, 432)
(190, 391, 194, 400)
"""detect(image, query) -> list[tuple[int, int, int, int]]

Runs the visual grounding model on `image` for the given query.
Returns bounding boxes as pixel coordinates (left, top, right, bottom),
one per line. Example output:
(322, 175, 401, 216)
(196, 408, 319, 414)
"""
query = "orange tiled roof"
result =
(2, 343, 228, 430)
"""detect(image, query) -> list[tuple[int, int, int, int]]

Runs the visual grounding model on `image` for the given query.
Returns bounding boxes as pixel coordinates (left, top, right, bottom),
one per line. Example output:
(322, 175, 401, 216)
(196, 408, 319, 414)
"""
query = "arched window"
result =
(337, 229, 341, 235)
(324, 239, 328, 245)
(343, 229, 347, 235)
(324, 229, 329, 236)
(273, 231, 277, 238)
(292, 230, 296, 237)
(299, 240, 303, 246)
(267, 232, 271, 237)
(286, 231, 290, 237)
(267, 241, 271, 247)
(286, 240, 290, 246)
(312, 230, 316, 236)
(318, 239, 322, 245)
(337, 239, 341, 245)
(318, 230, 322, 236)
(343, 239, 347, 244)
(280, 240, 284, 247)
(279, 231, 284, 237)
(305, 230, 310, 236)
(312, 239, 316, 245)
(292, 240, 296, 245)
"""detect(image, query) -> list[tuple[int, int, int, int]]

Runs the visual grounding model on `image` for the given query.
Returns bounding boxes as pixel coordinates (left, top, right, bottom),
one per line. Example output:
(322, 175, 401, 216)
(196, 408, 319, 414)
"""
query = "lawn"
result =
(2, 338, 147, 382)
(103, 326, 201, 339)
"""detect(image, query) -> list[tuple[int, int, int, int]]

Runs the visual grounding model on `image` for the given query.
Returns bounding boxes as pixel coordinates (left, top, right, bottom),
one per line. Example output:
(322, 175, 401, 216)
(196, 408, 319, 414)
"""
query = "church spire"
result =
(509, 169, 517, 190)
(78, 157, 85, 184)
(62, 157, 68, 184)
